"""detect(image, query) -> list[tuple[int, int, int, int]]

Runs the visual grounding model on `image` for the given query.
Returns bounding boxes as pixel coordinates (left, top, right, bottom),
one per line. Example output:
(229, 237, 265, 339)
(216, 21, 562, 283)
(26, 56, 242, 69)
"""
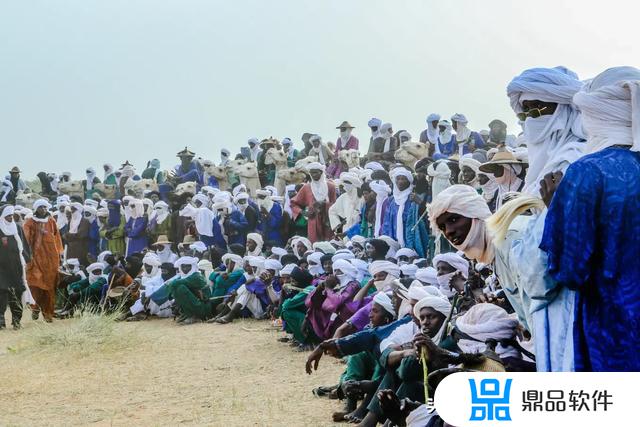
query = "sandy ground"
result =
(0, 313, 345, 426)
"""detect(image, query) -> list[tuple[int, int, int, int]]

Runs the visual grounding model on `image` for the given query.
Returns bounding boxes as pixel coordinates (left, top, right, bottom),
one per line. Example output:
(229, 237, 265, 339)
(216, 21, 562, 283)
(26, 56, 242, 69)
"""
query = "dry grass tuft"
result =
(12, 307, 136, 355)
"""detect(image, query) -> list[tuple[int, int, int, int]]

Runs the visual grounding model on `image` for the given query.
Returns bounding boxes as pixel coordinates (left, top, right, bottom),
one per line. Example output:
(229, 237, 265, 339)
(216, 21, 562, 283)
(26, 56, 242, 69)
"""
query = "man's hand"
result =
(450, 271, 466, 294)
(305, 345, 324, 375)
(540, 171, 564, 208)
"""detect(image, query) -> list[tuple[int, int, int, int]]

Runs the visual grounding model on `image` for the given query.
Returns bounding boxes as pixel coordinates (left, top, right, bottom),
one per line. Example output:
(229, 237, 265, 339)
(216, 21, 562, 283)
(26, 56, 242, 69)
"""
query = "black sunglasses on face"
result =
(516, 106, 548, 121)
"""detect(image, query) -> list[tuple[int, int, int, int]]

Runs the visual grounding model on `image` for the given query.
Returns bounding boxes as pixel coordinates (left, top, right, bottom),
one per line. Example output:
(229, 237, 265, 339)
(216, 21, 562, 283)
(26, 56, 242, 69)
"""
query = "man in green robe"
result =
(167, 257, 212, 325)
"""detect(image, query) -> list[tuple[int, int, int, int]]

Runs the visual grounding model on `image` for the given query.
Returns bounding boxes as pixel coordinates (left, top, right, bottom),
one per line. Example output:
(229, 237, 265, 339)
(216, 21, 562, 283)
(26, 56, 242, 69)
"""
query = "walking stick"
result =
(100, 273, 116, 311)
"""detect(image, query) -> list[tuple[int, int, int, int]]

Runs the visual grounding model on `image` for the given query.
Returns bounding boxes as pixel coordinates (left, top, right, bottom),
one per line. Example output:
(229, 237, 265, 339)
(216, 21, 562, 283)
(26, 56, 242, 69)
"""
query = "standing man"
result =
(327, 121, 359, 178)
(290, 163, 337, 241)
(23, 199, 64, 322)
(282, 138, 299, 167)
(8, 166, 27, 194)
(0, 205, 31, 329)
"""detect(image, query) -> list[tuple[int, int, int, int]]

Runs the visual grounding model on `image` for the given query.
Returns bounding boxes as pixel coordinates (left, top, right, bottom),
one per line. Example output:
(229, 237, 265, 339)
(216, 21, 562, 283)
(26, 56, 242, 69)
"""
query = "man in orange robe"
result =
(23, 199, 63, 321)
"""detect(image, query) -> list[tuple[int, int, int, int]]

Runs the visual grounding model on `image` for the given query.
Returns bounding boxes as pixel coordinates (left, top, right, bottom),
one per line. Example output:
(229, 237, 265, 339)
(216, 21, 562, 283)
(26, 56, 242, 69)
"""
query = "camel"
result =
(233, 162, 260, 196)
(93, 183, 117, 199)
(15, 191, 41, 210)
(264, 147, 289, 196)
(276, 167, 308, 189)
(175, 182, 197, 196)
(395, 141, 429, 169)
(294, 155, 319, 170)
(337, 149, 360, 169)
(58, 180, 84, 200)
(124, 179, 159, 198)
(204, 163, 230, 191)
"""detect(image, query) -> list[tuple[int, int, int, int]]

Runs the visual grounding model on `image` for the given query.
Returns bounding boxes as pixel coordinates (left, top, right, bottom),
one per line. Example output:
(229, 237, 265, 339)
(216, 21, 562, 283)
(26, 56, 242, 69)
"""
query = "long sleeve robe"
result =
(290, 181, 337, 242)
(24, 217, 63, 293)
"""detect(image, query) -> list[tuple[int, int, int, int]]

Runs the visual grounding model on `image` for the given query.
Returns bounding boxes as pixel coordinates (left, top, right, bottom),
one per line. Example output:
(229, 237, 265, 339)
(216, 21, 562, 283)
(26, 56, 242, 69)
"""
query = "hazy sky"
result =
(1, 0, 638, 179)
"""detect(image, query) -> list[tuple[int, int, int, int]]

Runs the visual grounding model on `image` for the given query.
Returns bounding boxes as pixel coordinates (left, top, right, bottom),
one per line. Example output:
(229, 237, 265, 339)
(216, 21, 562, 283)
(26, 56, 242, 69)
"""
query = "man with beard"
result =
(23, 199, 64, 322)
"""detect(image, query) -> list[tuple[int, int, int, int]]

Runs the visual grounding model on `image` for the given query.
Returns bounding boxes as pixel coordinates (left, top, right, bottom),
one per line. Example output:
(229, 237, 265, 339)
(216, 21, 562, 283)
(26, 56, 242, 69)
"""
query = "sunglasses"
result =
(516, 106, 548, 121)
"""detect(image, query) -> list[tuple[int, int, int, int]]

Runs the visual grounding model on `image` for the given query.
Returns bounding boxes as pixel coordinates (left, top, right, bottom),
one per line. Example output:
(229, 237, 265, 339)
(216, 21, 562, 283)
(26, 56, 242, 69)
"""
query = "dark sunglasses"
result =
(516, 106, 548, 121)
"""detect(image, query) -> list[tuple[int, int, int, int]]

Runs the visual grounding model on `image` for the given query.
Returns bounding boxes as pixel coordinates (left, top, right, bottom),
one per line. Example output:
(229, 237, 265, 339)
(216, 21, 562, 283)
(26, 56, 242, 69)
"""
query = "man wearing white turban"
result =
(381, 168, 423, 250)
(507, 66, 586, 195)
(432, 252, 469, 299)
(368, 123, 398, 162)
(459, 155, 482, 189)
(427, 160, 452, 200)
(0, 205, 31, 329)
(329, 171, 363, 235)
(434, 120, 456, 157)
(64, 202, 91, 265)
(368, 180, 391, 237)
(451, 113, 486, 155)
(419, 113, 441, 147)
(290, 163, 337, 241)
(23, 199, 64, 322)
(305, 258, 363, 340)
(540, 66, 640, 372)
(166, 256, 211, 324)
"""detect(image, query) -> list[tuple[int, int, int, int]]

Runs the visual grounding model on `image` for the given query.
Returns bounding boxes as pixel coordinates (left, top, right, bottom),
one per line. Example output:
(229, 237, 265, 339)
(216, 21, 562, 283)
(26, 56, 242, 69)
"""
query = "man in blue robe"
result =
(540, 66, 640, 372)
(173, 147, 203, 184)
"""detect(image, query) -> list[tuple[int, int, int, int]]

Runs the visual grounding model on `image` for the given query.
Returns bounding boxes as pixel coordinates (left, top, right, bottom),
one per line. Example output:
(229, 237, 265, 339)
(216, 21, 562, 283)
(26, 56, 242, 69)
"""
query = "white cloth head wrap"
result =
(572, 66, 640, 153)
(369, 260, 401, 278)
(415, 267, 438, 286)
(247, 232, 264, 256)
(33, 199, 52, 211)
(455, 303, 521, 358)
(174, 256, 200, 278)
(400, 263, 418, 278)
(291, 236, 312, 259)
(222, 253, 244, 271)
(280, 263, 296, 276)
(396, 248, 418, 259)
(373, 292, 396, 317)
(413, 295, 452, 344)
(263, 259, 283, 273)
(432, 252, 469, 278)
(332, 259, 358, 282)
(306, 252, 325, 276)
(364, 162, 384, 171)
(507, 66, 586, 194)
(429, 184, 494, 263)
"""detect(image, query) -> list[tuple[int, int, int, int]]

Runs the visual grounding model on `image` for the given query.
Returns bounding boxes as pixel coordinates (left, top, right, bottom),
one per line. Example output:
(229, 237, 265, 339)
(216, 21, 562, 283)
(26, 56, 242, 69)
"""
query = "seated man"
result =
(167, 256, 212, 325)
(128, 253, 173, 321)
(215, 256, 269, 324)
(59, 263, 107, 315)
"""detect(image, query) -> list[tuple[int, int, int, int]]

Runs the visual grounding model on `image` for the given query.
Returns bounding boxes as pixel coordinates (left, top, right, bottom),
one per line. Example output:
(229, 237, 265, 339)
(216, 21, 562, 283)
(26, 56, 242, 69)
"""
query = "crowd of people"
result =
(1, 65, 639, 426)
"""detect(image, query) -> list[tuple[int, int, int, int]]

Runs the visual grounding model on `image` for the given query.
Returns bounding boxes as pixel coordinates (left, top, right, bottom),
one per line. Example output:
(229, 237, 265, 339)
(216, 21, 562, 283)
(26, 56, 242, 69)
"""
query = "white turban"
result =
(350, 258, 369, 282)
(143, 252, 162, 267)
(305, 162, 326, 172)
(507, 66, 586, 194)
(280, 263, 297, 276)
(369, 180, 391, 195)
(264, 259, 283, 273)
(400, 263, 418, 279)
(33, 199, 52, 211)
(247, 233, 264, 256)
(222, 253, 244, 271)
(270, 247, 288, 259)
(364, 162, 385, 171)
(369, 260, 401, 278)
(450, 113, 468, 125)
(426, 113, 441, 123)
(373, 292, 396, 317)
(174, 256, 200, 278)
(332, 259, 358, 281)
(413, 295, 452, 344)
(428, 185, 494, 263)
(368, 117, 382, 128)
(291, 236, 312, 259)
(339, 172, 362, 189)
(390, 167, 414, 184)
(432, 253, 469, 279)
(396, 248, 418, 259)
(307, 252, 324, 276)
(190, 241, 208, 253)
(572, 66, 640, 153)
(455, 303, 521, 358)
(459, 156, 482, 174)
(332, 250, 355, 263)
(407, 282, 431, 301)
(378, 235, 400, 258)
(507, 66, 583, 113)
(415, 267, 438, 287)
(313, 241, 336, 255)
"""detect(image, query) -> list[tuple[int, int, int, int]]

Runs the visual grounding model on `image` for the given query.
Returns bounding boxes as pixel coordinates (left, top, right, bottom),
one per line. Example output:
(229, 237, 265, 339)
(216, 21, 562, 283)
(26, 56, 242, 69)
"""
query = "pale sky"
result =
(1, 0, 638, 179)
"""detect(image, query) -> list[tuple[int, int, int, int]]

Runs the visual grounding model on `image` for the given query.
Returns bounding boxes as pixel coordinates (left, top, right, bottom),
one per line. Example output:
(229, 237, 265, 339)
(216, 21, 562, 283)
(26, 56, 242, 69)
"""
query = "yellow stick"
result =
(421, 347, 429, 403)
